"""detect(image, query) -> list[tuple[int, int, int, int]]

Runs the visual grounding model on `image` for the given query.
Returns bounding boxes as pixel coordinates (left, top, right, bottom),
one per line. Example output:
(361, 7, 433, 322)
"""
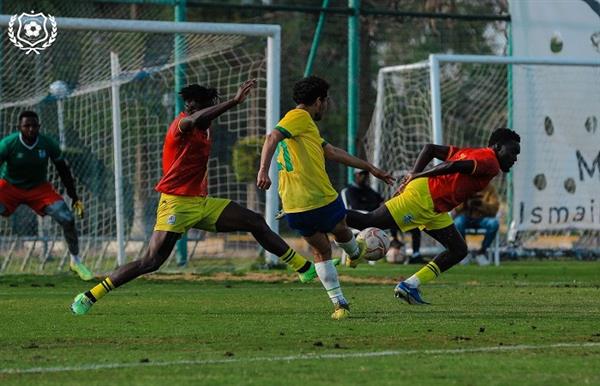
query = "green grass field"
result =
(1, 261, 600, 385)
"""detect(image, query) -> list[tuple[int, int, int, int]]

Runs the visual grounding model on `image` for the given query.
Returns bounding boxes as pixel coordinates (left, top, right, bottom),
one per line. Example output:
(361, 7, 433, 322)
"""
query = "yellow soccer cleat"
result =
(70, 261, 94, 281)
(331, 302, 350, 320)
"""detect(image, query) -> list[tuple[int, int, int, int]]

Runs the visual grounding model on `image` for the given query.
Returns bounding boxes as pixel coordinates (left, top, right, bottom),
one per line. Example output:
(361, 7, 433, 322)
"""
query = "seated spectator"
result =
(341, 169, 383, 212)
(453, 184, 500, 266)
(388, 228, 423, 264)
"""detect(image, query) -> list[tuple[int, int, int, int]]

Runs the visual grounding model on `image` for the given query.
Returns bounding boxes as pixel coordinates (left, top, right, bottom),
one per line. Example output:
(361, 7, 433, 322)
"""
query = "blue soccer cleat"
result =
(394, 281, 430, 305)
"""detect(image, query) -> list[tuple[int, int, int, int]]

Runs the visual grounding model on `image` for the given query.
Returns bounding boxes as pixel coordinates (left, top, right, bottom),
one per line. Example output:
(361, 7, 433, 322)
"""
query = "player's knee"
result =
(247, 211, 269, 232)
(453, 215, 467, 231)
(140, 255, 162, 273)
(312, 249, 332, 263)
(451, 241, 469, 260)
(46, 201, 75, 227)
(487, 218, 500, 232)
(346, 211, 369, 229)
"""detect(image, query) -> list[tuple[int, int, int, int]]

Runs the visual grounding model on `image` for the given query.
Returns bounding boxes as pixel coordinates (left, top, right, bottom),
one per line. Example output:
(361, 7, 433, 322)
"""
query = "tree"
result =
(232, 135, 265, 212)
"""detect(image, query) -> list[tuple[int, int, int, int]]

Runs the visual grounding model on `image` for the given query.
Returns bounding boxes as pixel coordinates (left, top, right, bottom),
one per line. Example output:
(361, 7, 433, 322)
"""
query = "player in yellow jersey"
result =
(257, 76, 394, 319)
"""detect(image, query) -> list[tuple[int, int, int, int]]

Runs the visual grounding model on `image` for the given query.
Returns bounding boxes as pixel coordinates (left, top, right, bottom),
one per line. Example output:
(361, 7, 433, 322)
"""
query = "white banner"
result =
(509, 0, 600, 231)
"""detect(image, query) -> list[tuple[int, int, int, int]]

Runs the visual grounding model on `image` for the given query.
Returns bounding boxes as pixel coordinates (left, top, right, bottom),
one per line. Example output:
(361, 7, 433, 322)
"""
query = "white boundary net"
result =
(0, 17, 280, 273)
(366, 55, 600, 259)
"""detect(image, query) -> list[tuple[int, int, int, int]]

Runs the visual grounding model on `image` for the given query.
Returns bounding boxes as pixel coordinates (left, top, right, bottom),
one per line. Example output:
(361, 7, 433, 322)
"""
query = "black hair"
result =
(178, 84, 220, 109)
(293, 76, 329, 105)
(18, 110, 39, 124)
(488, 127, 520, 147)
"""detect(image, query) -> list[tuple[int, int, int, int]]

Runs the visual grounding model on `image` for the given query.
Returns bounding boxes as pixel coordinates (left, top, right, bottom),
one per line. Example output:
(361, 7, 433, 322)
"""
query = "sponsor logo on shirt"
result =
(402, 214, 414, 224)
(38, 149, 46, 158)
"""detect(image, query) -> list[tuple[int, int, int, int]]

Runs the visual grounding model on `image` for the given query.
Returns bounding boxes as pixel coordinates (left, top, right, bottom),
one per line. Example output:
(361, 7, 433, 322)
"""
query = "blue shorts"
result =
(285, 196, 346, 237)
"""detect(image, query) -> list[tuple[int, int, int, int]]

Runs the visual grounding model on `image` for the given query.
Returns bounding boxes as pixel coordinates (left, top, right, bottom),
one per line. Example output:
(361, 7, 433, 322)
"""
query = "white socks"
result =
(315, 260, 347, 305)
(70, 254, 81, 264)
(335, 237, 360, 259)
(404, 275, 421, 288)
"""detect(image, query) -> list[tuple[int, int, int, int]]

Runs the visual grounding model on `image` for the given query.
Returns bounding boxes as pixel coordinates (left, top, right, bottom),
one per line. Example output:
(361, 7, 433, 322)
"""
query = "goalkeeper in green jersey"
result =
(0, 111, 92, 280)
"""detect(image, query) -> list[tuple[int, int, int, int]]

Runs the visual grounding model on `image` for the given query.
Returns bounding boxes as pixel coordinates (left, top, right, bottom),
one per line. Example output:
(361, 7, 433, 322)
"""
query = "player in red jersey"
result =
(71, 80, 317, 315)
(346, 128, 520, 304)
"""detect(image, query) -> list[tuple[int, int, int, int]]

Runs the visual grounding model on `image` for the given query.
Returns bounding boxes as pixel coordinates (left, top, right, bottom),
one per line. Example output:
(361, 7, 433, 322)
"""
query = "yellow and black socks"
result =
(85, 277, 115, 303)
(279, 248, 311, 273)
(405, 261, 441, 287)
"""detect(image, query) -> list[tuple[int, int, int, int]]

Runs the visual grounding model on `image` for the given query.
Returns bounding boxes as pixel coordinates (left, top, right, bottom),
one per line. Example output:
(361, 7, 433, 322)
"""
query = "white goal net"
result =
(0, 16, 280, 274)
(365, 54, 600, 259)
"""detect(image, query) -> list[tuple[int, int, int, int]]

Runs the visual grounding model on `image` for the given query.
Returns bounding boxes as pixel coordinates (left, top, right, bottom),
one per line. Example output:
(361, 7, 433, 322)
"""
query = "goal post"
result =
(0, 16, 281, 273)
(367, 54, 600, 261)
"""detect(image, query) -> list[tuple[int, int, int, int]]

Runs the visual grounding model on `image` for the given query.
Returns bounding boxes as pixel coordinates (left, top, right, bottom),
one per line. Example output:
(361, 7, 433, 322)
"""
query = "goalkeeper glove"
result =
(72, 200, 85, 219)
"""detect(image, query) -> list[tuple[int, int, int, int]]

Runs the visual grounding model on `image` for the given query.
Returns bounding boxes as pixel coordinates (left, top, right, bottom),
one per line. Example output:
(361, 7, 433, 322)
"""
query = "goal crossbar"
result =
(0, 15, 281, 266)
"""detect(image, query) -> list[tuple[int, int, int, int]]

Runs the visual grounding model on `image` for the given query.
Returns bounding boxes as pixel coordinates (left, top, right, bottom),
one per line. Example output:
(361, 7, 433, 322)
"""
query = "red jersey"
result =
(428, 146, 500, 213)
(155, 112, 211, 196)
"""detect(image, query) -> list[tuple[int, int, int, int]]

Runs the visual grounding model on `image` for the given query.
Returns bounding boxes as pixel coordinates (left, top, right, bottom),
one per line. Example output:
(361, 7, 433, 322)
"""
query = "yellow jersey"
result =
(275, 109, 338, 213)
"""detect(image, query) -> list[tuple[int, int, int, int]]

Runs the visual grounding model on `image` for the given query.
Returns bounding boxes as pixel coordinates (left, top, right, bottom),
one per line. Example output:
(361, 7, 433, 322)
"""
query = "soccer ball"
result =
(356, 227, 390, 261)
(49, 80, 69, 99)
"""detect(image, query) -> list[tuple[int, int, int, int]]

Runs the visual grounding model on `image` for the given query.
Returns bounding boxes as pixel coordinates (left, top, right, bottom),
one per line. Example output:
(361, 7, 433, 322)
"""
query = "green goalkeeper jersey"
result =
(0, 132, 63, 189)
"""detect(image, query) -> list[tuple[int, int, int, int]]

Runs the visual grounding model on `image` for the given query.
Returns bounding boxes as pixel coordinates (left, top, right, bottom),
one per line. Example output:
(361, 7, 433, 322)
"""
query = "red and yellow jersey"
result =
(155, 112, 211, 196)
(428, 146, 500, 212)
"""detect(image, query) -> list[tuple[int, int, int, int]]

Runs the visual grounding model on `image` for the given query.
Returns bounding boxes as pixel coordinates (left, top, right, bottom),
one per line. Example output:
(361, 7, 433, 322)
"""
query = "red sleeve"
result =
(472, 152, 500, 176)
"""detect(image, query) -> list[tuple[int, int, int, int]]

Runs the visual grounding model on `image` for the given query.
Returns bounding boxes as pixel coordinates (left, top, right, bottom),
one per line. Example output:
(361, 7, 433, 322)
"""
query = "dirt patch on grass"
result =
(145, 271, 398, 285)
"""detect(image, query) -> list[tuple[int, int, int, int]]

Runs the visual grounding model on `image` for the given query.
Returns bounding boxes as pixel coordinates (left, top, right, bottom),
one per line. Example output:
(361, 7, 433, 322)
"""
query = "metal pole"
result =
(0, 16, 282, 37)
(174, 0, 186, 115)
(174, 0, 188, 266)
(429, 55, 443, 163)
(504, 22, 514, 266)
(304, 0, 330, 77)
(265, 27, 281, 266)
(0, 0, 3, 104)
(57, 100, 66, 151)
(110, 52, 126, 266)
(347, 0, 360, 183)
(371, 69, 384, 191)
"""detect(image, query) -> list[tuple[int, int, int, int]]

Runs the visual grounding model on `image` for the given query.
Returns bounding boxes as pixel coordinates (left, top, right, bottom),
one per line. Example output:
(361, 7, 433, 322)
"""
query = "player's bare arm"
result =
(395, 160, 475, 195)
(410, 143, 451, 173)
(179, 79, 256, 132)
(256, 129, 285, 190)
(323, 143, 394, 185)
(394, 144, 451, 195)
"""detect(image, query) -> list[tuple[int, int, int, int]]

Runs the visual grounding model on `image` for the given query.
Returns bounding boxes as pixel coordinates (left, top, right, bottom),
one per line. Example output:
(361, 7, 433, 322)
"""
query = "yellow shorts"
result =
(385, 178, 453, 232)
(154, 193, 231, 233)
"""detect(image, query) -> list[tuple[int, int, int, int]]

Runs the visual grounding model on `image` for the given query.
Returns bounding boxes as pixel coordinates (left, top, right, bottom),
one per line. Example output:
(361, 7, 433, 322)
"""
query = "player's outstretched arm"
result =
(256, 129, 285, 190)
(410, 143, 451, 174)
(394, 160, 474, 196)
(394, 143, 452, 196)
(179, 79, 256, 132)
(323, 143, 394, 185)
